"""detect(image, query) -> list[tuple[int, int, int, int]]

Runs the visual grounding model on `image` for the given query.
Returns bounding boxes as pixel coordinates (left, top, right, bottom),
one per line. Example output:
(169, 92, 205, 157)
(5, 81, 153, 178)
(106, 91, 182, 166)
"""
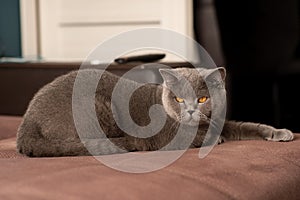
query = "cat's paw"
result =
(265, 129, 294, 142)
(217, 136, 226, 144)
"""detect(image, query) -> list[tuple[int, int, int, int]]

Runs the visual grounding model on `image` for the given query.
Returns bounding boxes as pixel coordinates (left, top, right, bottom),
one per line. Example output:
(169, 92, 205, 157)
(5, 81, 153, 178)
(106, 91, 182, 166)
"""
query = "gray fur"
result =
(17, 67, 294, 157)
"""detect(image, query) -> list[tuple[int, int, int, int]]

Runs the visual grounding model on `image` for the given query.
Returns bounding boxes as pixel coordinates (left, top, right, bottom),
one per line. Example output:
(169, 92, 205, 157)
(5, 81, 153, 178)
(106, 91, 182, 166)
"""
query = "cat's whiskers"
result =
(206, 117, 223, 133)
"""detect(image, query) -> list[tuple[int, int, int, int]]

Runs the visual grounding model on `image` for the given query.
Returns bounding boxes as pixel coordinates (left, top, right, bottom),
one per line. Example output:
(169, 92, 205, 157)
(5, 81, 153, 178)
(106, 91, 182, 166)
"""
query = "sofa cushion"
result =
(0, 115, 299, 200)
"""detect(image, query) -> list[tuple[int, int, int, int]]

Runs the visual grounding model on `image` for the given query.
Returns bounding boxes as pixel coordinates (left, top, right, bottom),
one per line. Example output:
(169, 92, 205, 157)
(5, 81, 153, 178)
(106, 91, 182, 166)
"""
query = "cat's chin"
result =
(181, 120, 200, 127)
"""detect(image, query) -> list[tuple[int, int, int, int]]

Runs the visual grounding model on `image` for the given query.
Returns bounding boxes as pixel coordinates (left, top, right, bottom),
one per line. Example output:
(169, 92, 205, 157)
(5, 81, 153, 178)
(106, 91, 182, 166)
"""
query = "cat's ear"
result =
(204, 67, 226, 81)
(203, 67, 226, 88)
(159, 69, 180, 85)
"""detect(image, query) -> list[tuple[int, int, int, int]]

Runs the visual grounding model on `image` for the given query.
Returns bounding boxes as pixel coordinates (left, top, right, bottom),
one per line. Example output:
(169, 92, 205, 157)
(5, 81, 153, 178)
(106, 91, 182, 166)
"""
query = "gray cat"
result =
(17, 67, 294, 157)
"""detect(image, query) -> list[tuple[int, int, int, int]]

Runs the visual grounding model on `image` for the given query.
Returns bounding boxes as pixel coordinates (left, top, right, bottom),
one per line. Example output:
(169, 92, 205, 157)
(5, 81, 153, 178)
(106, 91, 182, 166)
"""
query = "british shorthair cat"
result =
(16, 67, 294, 157)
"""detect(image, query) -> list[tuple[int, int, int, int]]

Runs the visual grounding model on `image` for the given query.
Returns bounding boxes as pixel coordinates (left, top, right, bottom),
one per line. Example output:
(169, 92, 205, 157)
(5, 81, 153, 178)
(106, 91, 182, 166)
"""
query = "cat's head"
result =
(159, 67, 226, 126)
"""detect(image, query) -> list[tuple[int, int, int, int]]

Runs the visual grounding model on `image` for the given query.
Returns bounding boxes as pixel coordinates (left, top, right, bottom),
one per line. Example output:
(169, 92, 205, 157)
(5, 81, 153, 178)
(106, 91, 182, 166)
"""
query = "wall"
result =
(0, 0, 21, 57)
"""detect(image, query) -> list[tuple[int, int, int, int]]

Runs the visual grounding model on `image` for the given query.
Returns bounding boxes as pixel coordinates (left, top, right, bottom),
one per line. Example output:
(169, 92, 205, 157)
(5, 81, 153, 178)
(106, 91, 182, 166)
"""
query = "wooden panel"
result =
(59, 24, 160, 59)
(38, 0, 193, 61)
(60, 0, 161, 23)
(20, 0, 39, 58)
(0, 66, 74, 116)
(0, 62, 192, 116)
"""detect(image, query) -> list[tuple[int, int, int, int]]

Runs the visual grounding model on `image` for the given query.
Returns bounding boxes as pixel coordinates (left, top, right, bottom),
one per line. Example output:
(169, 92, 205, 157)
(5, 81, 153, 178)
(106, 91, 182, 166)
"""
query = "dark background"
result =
(194, 0, 300, 132)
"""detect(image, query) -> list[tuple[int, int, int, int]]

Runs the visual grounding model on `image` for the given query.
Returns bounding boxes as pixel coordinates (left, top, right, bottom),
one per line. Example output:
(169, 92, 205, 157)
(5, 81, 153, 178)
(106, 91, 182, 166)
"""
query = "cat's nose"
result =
(187, 110, 195, 115)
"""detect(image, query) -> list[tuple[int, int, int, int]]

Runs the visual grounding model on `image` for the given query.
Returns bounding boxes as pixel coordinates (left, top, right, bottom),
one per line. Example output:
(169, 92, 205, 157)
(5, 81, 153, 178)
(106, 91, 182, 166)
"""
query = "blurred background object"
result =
(19, 0, 194, 62)
(194, 0, 300, 131)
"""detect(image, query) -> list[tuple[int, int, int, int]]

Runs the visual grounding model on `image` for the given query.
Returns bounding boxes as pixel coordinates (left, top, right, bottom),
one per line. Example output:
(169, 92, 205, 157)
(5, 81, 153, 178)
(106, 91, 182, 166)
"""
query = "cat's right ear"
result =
(159, 69, 180, 86)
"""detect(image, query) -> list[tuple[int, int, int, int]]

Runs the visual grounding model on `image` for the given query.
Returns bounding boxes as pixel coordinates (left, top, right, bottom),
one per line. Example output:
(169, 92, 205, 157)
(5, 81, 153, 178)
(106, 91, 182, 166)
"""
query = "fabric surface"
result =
(0, 115, 22, 140)
(0, 115, 299, 200)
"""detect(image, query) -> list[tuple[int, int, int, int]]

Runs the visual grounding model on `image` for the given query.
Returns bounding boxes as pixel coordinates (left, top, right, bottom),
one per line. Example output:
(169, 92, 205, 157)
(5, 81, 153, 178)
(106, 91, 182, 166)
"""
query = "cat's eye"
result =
(175, 97, 184, 103)
(198, 96, 208, 103)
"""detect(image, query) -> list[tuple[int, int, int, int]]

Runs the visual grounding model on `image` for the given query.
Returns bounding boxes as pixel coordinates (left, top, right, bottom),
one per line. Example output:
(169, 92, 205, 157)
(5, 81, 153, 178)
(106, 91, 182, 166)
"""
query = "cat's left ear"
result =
(204, 67, 226, 81)
(203, 67, 226, 88)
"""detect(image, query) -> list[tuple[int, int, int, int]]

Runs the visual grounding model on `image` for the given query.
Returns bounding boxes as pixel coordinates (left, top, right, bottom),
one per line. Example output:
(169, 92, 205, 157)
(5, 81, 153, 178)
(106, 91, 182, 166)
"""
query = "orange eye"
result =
(175, 97, 184, 103)
(198, 96, 208, 103)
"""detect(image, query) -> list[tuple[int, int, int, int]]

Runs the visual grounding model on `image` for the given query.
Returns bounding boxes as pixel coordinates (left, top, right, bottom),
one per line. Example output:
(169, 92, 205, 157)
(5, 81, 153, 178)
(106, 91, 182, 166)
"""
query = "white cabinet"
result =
(21, 0, 193, 61)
